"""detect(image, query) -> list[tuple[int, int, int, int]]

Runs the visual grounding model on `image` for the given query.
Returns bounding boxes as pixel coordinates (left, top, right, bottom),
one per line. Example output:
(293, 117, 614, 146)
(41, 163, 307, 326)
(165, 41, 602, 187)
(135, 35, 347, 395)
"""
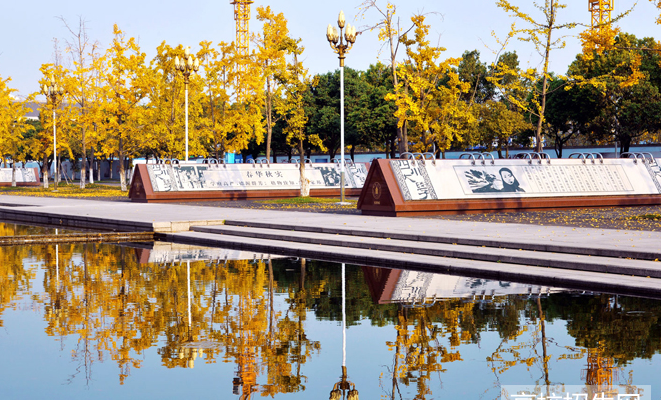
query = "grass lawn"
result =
(258, 197, 357, 205)
(632, 214, 661, 221)
(0, 183, 126, 198)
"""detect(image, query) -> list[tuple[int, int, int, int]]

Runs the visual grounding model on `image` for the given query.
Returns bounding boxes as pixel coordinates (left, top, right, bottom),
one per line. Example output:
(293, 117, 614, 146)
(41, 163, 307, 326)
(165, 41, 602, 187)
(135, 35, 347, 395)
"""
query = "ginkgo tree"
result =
(101, 24, 153, 191)
(385, 15, 472, 155)
(60, 16, 103, 189)
(276, 39, 325, 197)
(359, 0, 416, 154)
(493, 0, 578, 152)
(0, 76, 34, 186)
(197, 40, 235, 160)
(255, 6, 290, 162)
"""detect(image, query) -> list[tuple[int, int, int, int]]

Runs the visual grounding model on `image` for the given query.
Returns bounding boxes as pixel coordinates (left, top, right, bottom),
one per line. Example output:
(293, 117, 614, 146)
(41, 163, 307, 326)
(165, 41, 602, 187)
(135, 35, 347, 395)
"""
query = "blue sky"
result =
(1, 0, 658, 99)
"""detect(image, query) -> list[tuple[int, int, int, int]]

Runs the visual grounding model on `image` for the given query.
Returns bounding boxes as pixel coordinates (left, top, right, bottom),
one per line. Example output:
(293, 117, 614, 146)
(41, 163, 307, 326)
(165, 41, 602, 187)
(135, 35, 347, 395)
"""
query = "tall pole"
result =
(185, 84, 189, 162)
(340, 67, 345, 203)
(42, 77, 63, 191)
(187, 260, 192, 327)
(326, 11, 356, 205)
(175, 48, 199, 163)
(55, 229, 59, 283)
(53, 110, 58, 190)
(342, 262, 346, 368)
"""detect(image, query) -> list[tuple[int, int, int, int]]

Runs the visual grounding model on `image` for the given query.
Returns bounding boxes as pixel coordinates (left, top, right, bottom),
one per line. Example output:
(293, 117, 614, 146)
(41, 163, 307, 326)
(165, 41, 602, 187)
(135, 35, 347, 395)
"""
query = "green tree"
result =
(349, 63, 399, 158)
(306, 68, 365, 161)
(457, 50, 494, 104)
(477, 100, 530, 158)
(543, 77, 598, 158)
(568, 33, 661, 154)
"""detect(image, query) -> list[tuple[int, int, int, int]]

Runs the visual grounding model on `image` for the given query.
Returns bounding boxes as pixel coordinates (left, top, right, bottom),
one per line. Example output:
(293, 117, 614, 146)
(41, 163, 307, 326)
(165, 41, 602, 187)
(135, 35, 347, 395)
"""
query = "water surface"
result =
(1, 241, 659, 399)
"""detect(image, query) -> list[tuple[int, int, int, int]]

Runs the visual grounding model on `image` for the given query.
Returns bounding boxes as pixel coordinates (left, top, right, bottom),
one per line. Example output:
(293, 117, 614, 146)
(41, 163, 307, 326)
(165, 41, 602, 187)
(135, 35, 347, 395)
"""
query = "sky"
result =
(1, 0, 659, 99)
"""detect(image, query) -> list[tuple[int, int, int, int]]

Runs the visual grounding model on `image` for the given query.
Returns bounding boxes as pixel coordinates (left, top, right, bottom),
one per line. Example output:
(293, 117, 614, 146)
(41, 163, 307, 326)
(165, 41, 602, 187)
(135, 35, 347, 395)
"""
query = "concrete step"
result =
(191, 224, 661, 278)
(222, 218, 661, 261)
(164, 230, 661, 299)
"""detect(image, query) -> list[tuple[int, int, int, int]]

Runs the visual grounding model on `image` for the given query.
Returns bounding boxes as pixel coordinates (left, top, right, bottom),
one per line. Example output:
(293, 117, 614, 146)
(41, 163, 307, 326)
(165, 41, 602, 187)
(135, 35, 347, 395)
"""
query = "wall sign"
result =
(0, 168, 38, 183)
(391, 159, 661, 201)
(145, 162, 369, 192)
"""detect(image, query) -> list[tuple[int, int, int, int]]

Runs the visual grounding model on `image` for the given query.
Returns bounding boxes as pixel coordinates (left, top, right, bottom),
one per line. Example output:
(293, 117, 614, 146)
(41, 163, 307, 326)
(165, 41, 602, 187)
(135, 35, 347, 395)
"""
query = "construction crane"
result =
(589, 0, 613, 30)
(230, 0, 254, 67)
(581, 344, 620, 398)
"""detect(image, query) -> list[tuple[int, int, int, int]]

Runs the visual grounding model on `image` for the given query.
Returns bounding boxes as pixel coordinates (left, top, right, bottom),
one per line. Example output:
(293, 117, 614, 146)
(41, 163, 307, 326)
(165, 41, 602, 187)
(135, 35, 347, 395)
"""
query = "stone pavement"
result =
(0, 194, 659, 255)
(1, 195, 661, 296)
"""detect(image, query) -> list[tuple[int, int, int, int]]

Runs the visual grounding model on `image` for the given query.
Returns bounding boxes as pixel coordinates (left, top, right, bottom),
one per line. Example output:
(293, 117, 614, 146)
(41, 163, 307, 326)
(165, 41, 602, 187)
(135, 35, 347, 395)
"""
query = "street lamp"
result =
(326, 11, 357, 204)
(329, 263, 359, 400)
(42, 76, 64, 190)
(174, 47, 200, 162)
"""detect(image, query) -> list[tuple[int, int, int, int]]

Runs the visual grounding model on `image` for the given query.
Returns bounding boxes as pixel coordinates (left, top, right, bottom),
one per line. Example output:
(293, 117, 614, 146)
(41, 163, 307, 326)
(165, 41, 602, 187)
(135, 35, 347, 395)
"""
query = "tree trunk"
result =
(265, 76, 273, 161)
(298, 139, 309, 197)
(42, 154, 49, 189)
(89, 150, 95, 184)
(402, 120, 409, 155)
(390, 38, 407, 155)
(11, 159, 16, 187)
(109, 156, 113, 180)
(126, 157, 132, 185)
(119, 137, 127, 192)
(534, 73, 549, 153)
(57, 156, 62, 184)
(534, 1, 554, 153)
(620, 136, 631, 155)
(80, 127, 87, 189)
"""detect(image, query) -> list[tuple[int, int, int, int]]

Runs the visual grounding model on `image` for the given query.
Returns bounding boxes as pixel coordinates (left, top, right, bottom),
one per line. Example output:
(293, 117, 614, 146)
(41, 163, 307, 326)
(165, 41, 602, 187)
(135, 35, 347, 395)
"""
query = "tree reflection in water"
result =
(1, 240, 661, 398)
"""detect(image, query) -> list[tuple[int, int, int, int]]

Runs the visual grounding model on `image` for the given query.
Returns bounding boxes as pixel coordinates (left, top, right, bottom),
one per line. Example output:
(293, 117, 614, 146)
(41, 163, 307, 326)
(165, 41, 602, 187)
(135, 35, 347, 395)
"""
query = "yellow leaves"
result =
(652, 0, 661, 24)
(0, 183, 124, 198)
(386, 15, 471, 152)
(618, 54, 645, 88)
(579, 25, 619, 58)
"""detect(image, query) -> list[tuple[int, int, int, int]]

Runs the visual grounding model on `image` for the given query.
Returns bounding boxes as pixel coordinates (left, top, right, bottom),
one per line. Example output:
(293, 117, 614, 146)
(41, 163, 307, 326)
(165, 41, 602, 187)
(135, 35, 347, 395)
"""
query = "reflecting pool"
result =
(0, 240, 659, 399)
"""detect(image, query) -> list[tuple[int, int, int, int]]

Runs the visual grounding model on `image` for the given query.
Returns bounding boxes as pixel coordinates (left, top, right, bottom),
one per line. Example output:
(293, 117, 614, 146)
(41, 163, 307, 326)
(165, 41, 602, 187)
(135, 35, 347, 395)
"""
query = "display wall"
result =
(0, 167, 40, 186)
(358, 158, 661, 216)
(129, 162, 369, 202)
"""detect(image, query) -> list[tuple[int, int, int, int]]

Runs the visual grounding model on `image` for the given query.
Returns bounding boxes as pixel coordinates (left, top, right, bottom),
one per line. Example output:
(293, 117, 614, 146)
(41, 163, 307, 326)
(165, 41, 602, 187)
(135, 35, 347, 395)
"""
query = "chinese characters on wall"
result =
(146, 163, 369, 192)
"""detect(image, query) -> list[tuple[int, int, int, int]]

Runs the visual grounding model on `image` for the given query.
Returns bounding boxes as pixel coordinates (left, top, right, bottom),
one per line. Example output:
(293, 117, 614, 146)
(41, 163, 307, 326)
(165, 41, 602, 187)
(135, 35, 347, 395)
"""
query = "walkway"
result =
(1, 195, 661, 297)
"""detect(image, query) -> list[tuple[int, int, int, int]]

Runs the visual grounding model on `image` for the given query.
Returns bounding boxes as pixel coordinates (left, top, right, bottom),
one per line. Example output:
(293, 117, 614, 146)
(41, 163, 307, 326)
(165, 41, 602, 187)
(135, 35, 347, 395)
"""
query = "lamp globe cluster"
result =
(174, 47, 200, 77)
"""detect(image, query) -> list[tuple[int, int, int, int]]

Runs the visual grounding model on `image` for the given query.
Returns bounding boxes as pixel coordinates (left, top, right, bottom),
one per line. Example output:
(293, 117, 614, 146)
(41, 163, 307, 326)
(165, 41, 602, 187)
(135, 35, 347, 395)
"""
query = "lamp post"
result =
(42, 76, 64, 190)
(326, 11, 357, 204)
(174, 47, 200, 162)
(329, 263, 359, 400)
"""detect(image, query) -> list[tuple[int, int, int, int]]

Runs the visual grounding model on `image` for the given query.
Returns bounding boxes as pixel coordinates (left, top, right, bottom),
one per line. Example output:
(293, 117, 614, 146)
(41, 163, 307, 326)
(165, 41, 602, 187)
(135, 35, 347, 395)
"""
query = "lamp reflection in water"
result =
(177, 260, 202, 369)
(329, 263, 359, 400)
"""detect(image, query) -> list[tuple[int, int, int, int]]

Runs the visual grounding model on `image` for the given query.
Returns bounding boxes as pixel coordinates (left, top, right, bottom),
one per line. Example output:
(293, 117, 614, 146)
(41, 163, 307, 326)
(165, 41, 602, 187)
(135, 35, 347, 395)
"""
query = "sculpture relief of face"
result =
(501, 170, 515, 186)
